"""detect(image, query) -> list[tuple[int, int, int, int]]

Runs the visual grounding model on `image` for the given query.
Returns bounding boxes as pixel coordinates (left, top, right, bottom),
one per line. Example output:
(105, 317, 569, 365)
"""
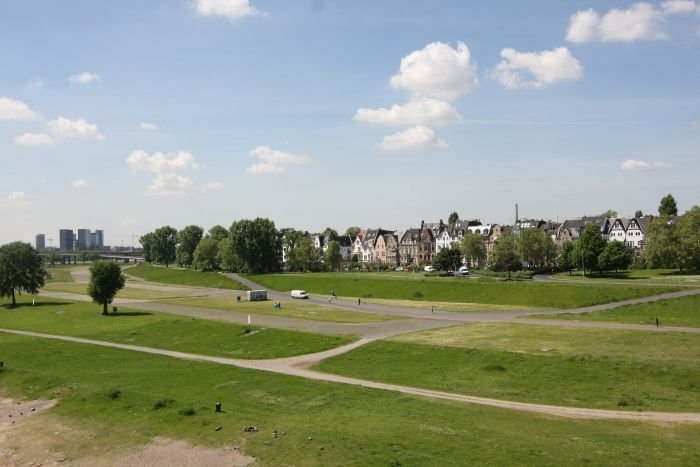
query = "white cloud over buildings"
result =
(620, 159, 673, 171)
(69, 72, 101, 84)
(14, 132, 53, 146)
(491, 47, 583, 89)
(378, 126, 447, 151)
(246, 146, 311, 174)
(48, 117, 105, 140)
(0, 97, 41, 121)
(194, 0, 259, 20)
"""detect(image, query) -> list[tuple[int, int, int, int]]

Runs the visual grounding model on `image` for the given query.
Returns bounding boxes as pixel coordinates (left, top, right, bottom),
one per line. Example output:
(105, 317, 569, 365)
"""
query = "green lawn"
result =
(45, 267, 76, 282)
(165, 296, 401, 323)
(126, 263, 249, 290)
(41, 282, 208, 300)
(2, 335, 700, 466)
(315, 323, 700, 411)
(551, 268, 700, 285)
(249, 272, 680, 309)
(0, 296, 352, 359)
(529, 294, 700, 327)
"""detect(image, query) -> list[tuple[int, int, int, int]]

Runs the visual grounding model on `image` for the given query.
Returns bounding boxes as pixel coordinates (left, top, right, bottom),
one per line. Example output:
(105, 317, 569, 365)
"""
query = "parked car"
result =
(424, 266, 435, 272)
(458, 266, 470, 275)
(291, 290, 309, 299)
(395, 266, 404, 272)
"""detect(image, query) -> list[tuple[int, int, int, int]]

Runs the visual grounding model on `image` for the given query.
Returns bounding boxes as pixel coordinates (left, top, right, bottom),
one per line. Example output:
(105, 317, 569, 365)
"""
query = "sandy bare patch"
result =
(112, 437, 255, 467)
(0, 397, 57, 434)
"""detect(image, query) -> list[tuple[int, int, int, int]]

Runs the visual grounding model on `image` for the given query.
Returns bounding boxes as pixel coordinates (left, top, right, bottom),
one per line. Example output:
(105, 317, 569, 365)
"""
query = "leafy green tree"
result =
(176, 225, 203, 268)
(461, 233, 485, 268)
(448, 211, 460, 224)
(635, 210, 644, 218)
(78, 251, 88, 264)
(45, 251, 60, 267)
(287, 236, 322, 272)
(87, 261, 125, 315)
(558, 241, 575, 275)
(324, 240, 342, 271)
(492, 233, 521, 279)
(139, 232, 155, 262)
(517, 228, 557, 269)
(645, 217, 678, 268)
(152, 226, 178, 267)
(207, 225, 229, 242)
(228, 218, 281, 273)
(433, 245, 463, 271)
(659, 194, 678, 216)
(345, 226, 361, 237)
(217, 237, 244, 272)
(0, 242, 47, 306)
(322, 227, 339, 241)
(573, 225, 606, 275)
(193, 237, 220, 271)
(600, 209, 618, 218)
(676, 206, 700, 271)
(598, 241, 633, 272)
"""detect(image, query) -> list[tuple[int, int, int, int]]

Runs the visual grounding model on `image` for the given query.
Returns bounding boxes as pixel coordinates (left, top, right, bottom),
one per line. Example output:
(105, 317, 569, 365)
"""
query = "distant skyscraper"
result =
(95, 230, 104, 250)
(59, 229, 74, 251)
(77, 229, 90, 250)
(35, 234, 45, 251)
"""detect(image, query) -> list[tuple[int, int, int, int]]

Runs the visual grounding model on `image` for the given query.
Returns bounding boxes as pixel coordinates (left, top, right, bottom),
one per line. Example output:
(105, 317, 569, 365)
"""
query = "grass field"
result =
(315, 323, 700, 411)
(551, 268, 700, 285)
(0, 296, 352, 359)
(361, 297, 532, 312)
(2, 335, 700, 466)
(41, 282, 204, 300)
(249, 272, 679, 309)
(165, 296, 401, 323)
(126, 263, 248, 290)
(529, 294, 700, 327)
(45, 267, 76, 282)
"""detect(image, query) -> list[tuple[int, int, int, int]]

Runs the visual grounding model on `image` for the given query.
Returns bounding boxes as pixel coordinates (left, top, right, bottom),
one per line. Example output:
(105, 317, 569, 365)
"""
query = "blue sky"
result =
(1, 0, 698, 247)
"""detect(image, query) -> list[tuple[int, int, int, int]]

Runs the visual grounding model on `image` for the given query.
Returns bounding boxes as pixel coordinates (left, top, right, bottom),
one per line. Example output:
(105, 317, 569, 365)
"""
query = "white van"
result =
(458, 266, 470, 275)
(291, 290, 309, 299)
(424, 266, 435, 272)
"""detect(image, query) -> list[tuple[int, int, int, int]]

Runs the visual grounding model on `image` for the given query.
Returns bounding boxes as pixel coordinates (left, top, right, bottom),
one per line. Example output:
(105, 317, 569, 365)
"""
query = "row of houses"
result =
(286, 214, 660, 268)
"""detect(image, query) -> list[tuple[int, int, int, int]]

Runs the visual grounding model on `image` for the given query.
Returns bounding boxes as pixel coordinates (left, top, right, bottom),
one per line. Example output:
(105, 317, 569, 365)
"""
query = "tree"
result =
(217, 237, 243, 272)
(45, 251, 60, 267)
(193, 237, 220, 271)
(448, 211, 460, 224)
(139, 232, 155, 262)
(676, 206, 700, 271)
(635, 210, 644, 218)
(207, 225, 229, 242)
(433, 245, 463, 272)
(345, 227, 361, 237)
(598, 241, 633, 272)
(517, 228, 557, 269)
(645, 217, 678, 269)
(151, 226, 178, 267)
(491, 233, 521, 279)
(322, 227, 339, 241)
(78, 251, 88, 264)
(572, 225, 606, 275)
(177, 225, 203, 268)
(659, 194, 678, 217)
(461, 233, 485, 268)
(324, 240, 342, 271)
(228, 218, 281, 273)
(558, 241, 575, 275)
(600, 209, 618, 218)
(286, 236, 322, 272)
(0, 242, 47, 306)
(87, 261, 125, 315)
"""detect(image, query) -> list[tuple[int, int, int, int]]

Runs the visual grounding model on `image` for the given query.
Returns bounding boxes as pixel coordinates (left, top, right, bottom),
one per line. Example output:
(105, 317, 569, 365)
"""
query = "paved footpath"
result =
(3, 327, 699, 424)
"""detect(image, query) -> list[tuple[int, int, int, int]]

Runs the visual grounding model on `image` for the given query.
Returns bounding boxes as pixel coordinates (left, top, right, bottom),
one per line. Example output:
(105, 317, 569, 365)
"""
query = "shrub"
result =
(179, 407, 196, 416)
(106, 388, 121, 400)
(153, 398, 175, 410)
(617, 395, 644, 407)
(413, 291, 424, 298)
(481, 364, 506, 372)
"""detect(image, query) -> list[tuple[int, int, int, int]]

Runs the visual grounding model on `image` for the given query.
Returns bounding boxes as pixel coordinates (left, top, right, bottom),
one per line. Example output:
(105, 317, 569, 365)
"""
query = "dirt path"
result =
(3, 328, 699, 424)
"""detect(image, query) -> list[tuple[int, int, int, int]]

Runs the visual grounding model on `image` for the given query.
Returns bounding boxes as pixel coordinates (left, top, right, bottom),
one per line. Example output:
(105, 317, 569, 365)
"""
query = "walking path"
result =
(3, 328, 698, 424)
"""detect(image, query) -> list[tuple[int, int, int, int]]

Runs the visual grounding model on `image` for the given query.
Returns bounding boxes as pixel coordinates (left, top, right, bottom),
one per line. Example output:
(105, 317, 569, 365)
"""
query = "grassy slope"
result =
(531, 294, 700, 327)
(127, 263, 249, 290)
(166, 296, 400, 323)
(551, 268, 700, 284)
(0, 296, 352, 359)
(315, 323, 700, 411)
(249, 272, 679, 309)
(2, 335, 700, 466)
(42, 282, 202, 300)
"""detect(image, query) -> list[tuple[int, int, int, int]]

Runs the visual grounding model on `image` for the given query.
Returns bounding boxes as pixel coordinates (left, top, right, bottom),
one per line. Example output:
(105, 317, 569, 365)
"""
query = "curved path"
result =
(3, 328, 699, 424)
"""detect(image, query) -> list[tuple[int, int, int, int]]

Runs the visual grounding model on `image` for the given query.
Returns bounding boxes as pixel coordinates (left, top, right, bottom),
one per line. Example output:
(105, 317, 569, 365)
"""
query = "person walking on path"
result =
(431, 305, 434, 313)
(656, 317, 660, 328)
(358, 298, 361, 306)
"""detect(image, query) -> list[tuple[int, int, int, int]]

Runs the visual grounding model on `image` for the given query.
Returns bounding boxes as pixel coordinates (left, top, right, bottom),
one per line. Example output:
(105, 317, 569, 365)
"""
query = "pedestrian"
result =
(431, 305, 434, 313)
(656, 317, 660, 328)
(358, 298, 361, 306)
(329, 296, 332, 303)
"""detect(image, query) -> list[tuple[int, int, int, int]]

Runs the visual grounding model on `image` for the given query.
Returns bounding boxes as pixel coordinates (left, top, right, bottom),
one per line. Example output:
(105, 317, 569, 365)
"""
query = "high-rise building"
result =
(95, 230, 104, 250)
(59, 229, 74, 251)
(77, 229, 90, 250)
(35, 234, 45, 251)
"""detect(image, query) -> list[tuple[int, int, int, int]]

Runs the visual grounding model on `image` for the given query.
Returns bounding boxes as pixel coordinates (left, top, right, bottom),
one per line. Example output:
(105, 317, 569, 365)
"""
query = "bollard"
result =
(215, 402, 222, 412)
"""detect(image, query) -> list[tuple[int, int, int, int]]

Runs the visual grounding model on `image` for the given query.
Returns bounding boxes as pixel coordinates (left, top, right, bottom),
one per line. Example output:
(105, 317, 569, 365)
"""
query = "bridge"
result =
(39, 252, 145, 265)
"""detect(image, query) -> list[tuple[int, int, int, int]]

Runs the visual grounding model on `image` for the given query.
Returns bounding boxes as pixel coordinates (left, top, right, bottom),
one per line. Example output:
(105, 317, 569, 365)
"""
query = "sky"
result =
(1, 0, 699, 247)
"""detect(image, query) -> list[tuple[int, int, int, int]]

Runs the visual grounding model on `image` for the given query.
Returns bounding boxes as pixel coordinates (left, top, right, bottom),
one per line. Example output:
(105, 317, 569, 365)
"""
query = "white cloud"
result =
(201, 181, 225, 192)
(127, 150, 201, 174)
(0, 97, 41, 121)
(69, 72, 100, 84)
(194, 0, 259, 20)
(492, 47, 582, 89)
(378, 126, 447, 151)
(140, 122, 158, 131)
(354, 97, 461, 127)
(389, 41, 478, 101)
(72, 179, 90, 188)
(662, 0, 700, 14)
(48, 117, 105, 140)
(14, 132, 53, 146)
(246, 146, 311, 174)
(567, 3, 668, 43)
(620, 159, 673, 171)
(147, 173, 194, 197)
(4, 192, 32, 207)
